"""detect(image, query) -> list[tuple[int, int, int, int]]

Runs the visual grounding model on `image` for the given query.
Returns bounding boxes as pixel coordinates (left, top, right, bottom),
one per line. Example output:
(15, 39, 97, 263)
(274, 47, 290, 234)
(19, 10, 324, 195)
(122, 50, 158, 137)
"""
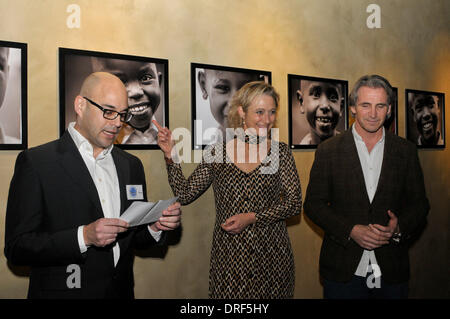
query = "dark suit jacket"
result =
(4, 132, 162, 298)
(304, 129, 429, 284)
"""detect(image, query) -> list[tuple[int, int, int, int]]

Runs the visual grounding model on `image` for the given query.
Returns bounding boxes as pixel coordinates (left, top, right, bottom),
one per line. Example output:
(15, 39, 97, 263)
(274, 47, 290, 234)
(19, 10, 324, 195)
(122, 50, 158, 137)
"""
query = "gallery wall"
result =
(0, 0, 448, 298)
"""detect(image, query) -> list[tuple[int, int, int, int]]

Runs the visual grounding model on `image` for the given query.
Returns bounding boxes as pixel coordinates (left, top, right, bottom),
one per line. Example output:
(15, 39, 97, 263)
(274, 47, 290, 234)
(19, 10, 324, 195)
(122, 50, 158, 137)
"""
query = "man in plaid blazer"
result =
(304, 75, 429, 299)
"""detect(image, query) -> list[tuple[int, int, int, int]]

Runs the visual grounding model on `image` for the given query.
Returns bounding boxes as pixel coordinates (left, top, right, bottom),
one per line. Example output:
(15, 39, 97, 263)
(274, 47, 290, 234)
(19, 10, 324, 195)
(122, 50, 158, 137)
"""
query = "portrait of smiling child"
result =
(296, 79, 345, 145)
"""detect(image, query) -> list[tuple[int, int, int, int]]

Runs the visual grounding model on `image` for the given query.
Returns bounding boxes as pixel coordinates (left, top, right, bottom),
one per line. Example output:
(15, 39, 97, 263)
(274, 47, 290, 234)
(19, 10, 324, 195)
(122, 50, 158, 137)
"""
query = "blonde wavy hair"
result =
(227, 81, 280, 129)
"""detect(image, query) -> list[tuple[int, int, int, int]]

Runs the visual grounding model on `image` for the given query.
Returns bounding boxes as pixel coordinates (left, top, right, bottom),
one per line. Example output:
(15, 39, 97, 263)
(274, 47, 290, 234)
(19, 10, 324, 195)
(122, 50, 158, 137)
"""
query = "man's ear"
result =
(198, 71, 208, 100)
(350, 105, 357, 118)
(74, 95, 85, 117)
(296, 90, 305, 114)
(387, 104, 392, 117)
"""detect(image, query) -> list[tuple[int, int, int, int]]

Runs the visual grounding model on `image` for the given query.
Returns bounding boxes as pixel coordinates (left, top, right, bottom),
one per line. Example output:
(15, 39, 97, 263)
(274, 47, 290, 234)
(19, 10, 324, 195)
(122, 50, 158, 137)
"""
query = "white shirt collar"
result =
(351, 123, 385, 145)
(68, 122, 114, 158)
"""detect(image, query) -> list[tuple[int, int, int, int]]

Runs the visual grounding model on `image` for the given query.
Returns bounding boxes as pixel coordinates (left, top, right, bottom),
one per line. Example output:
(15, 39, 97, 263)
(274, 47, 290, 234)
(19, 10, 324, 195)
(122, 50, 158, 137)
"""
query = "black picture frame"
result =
(348, 87, 398, 135)
(406, 89, 445, 148)
(191, 63, 271, 150)
(59, 48, 169, 150)
(0, 40, 27, 150)
(288, 74, 348, 149)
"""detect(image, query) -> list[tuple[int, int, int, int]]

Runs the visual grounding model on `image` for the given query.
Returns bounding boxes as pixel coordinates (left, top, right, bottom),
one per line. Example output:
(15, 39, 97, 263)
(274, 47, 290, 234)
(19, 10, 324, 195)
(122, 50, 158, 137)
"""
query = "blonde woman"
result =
(154, 81, 302, 298)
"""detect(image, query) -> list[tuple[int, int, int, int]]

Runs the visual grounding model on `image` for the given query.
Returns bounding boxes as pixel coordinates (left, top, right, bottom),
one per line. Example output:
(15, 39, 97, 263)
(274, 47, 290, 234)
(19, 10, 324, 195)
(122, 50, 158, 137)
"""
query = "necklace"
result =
(235, 129, 267, 145)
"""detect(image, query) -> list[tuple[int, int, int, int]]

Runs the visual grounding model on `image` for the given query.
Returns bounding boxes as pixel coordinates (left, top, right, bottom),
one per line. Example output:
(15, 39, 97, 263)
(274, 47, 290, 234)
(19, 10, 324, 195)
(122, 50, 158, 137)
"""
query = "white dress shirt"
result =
(352, 124, 385, 278)
(68, 123, 161, 267)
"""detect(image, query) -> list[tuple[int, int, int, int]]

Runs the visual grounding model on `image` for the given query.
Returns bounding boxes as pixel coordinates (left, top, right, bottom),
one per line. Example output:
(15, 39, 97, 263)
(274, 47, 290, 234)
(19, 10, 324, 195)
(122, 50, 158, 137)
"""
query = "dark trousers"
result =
(323, 275, 409, 299)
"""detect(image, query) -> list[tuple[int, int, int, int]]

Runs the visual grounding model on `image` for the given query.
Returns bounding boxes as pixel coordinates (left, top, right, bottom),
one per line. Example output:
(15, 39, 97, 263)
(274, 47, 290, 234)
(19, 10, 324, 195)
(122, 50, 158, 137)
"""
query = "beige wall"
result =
(0, 0, 448, 298)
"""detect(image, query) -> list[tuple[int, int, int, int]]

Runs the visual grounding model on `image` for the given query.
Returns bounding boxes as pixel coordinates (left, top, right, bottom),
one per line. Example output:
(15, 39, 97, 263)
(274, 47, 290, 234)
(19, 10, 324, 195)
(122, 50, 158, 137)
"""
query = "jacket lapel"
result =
(372, 131, 394, 205)
(57, 132, 103, 220)
(111, 148, 134, 263)
(342, 130, 371, 205)
(112, 148, 129, 215)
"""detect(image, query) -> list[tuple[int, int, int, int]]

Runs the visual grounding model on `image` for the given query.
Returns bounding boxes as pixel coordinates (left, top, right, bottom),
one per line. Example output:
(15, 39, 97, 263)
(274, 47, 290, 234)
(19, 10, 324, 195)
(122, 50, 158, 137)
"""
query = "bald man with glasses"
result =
(5, 72, 181, 298)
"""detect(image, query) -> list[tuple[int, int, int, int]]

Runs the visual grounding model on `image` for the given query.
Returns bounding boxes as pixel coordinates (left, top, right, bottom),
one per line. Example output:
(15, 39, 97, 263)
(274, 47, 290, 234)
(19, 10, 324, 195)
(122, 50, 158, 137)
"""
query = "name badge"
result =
(126, 185, 144, 200)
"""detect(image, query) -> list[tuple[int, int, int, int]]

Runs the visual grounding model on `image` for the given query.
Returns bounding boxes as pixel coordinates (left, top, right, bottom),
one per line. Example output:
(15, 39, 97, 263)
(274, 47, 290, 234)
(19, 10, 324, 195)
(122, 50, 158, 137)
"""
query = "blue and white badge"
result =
(126, 185, 144, 200)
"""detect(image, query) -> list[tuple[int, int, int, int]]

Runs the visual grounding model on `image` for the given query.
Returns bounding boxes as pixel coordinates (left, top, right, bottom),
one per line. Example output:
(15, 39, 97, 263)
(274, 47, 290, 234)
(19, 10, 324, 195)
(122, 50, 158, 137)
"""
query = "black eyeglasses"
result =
(83, 97, 132, 123)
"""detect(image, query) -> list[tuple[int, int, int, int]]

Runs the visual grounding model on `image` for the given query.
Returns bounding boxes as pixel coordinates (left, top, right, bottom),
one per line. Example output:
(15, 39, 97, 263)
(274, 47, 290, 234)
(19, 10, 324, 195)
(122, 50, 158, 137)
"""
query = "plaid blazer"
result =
(304, 129, 429, 284)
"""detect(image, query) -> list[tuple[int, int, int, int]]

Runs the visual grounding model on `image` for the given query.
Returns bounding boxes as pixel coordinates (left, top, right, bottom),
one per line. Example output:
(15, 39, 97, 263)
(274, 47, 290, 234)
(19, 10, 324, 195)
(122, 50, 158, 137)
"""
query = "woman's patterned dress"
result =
(166, 141, 302, 298)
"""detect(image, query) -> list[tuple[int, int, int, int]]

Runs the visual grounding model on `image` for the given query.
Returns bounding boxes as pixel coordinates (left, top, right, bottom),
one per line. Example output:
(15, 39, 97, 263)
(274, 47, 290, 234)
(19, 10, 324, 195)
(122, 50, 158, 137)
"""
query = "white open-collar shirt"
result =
(352, 124, 385, 278)
(68, 123, 160, 267)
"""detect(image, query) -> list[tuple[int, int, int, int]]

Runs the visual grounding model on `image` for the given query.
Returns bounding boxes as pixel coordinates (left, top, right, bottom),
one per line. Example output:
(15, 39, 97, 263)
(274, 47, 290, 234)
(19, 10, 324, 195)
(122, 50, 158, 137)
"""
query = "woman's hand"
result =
(221, 213, 256, 235)
(153, 120, 175, 159)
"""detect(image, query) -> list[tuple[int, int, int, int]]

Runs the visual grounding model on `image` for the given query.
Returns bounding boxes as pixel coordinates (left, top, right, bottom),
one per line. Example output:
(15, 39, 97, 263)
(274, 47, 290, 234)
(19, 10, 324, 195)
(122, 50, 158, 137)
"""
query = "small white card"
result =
(120, 197, 178, 227)
(126, 185, 144, 200)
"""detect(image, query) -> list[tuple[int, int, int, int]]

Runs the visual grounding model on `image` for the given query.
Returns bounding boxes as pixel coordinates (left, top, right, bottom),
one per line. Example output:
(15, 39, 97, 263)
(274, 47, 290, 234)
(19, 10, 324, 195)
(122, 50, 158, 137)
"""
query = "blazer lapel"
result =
(112, 148, 129, 215)
(372, 131, 394, 205)
(111, 148, 134, 263)
(342, 130, 371, 205)
(57, 132, 103, 220)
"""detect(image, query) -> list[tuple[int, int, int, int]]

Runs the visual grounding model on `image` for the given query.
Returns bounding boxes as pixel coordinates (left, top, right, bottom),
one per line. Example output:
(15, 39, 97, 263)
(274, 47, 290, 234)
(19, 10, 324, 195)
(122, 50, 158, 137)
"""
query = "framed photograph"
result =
(288, 74, 348, 149)
(0, 40, 27, 150)
(191, 63, 271, 149)
(59, 48, 168, 149)
(348, 87, 398, 135)
(406, 89, 445, 148)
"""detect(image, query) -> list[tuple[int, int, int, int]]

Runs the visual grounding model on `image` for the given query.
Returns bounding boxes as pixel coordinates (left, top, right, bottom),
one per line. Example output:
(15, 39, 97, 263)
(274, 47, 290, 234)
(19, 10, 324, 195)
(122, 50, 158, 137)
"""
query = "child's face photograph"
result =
(411, 94, 440, 143)
(92, 58, 162, 131)
(298, 80, 343, 139)
(0, 47, 9, 108)
(200, 69, 259, 129)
